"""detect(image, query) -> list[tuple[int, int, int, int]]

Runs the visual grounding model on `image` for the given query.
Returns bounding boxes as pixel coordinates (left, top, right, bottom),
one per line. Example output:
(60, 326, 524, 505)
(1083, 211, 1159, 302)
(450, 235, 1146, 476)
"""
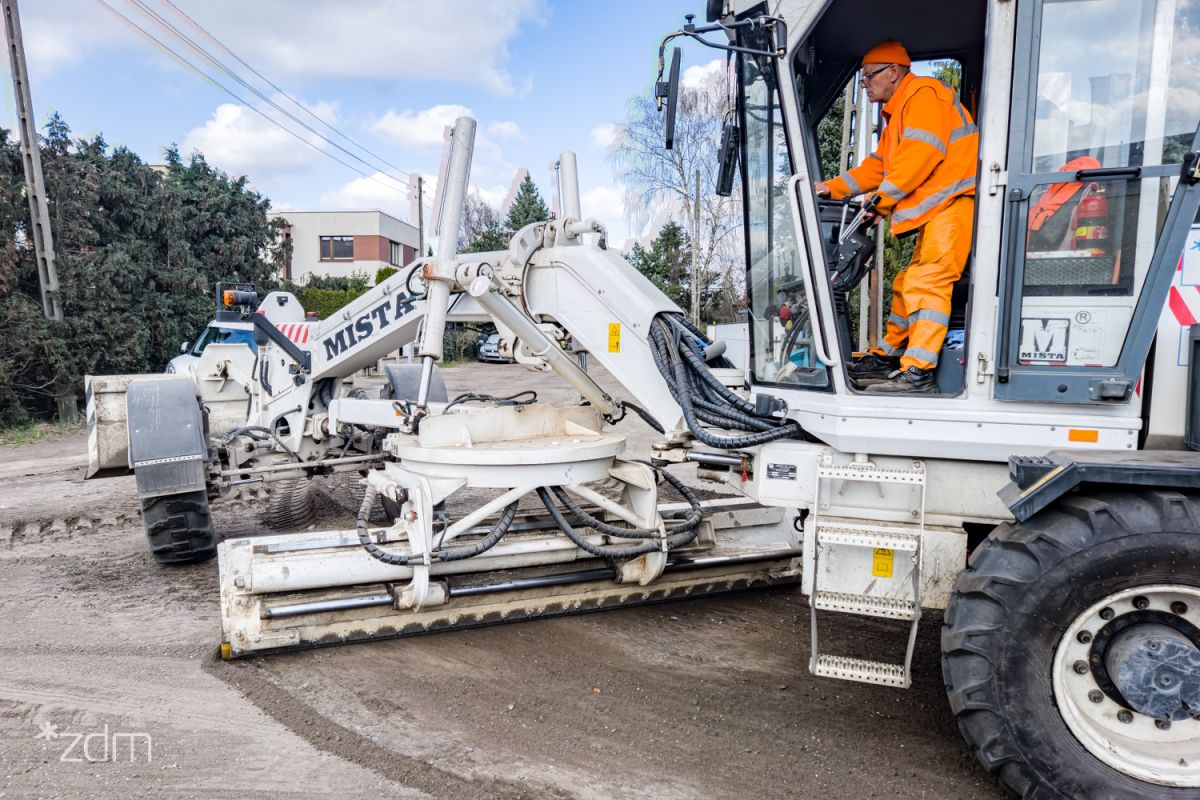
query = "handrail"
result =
(785, 174, 839, 367)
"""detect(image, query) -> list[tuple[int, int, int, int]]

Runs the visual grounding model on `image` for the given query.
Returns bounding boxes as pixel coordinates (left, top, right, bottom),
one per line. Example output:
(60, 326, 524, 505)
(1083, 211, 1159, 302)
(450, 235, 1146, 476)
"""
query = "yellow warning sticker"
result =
(872, 548, 894, 578)
(608, 323, 621, 353)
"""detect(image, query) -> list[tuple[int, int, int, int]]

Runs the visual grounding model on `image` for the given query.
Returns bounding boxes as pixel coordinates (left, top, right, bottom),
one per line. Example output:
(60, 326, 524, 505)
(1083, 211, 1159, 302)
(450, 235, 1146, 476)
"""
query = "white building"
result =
(270, 210, 420, 285)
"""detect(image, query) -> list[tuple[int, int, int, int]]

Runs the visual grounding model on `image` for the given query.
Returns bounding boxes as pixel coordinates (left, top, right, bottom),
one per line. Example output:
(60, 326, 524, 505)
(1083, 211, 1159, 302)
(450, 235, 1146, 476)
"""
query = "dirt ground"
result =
(0, 361, 1004, 800)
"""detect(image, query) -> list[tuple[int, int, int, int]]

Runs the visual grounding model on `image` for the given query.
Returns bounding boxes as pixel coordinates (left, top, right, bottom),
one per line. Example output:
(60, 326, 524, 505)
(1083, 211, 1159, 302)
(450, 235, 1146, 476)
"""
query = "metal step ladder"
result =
(808, 459, 925, 688)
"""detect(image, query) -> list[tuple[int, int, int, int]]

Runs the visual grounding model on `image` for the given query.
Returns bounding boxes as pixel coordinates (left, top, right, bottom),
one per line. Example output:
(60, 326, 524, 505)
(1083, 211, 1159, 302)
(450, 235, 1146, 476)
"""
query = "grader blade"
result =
(219, 499, 800, 657)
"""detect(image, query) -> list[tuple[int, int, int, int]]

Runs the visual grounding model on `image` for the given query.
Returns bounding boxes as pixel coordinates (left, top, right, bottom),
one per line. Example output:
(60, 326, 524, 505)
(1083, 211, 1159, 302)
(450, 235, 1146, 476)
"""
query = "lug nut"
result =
(1073, 660, 1089, 675)
(1077, 630, 1093, 644)
(1171, 601, 1188, 615)
(1155, 719, 1171, 731)
(1117, 710, 1134, 724)
(1100, 607, 1115, 620)
(1088, 690, 1103, 704)
(1133, 596, 1150, 610)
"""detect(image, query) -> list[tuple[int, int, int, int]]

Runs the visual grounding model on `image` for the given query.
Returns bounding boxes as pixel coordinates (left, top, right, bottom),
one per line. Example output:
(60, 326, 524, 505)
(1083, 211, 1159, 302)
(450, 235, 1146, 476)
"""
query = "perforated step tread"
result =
(812, 591, 917, 620)
(812, 655, 910, 688)
(817, 462, 926, 485)
(814, 521, 920, 552)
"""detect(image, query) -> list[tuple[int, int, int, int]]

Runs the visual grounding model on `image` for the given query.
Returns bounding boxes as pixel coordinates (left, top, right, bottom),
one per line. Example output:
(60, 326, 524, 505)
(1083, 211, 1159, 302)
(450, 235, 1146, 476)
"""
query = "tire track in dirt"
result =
(203, 651, 574, 800)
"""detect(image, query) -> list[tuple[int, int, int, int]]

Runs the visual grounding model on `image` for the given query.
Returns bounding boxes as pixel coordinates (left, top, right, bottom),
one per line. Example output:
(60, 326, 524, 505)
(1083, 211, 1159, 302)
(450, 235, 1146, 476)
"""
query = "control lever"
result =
(838, 194, 881, 245)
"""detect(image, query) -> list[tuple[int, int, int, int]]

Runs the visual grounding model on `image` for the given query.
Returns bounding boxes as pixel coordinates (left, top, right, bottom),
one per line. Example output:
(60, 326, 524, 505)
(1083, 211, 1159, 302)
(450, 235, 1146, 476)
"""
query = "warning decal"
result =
(872, 548, 894, 579)
(608, 323, 621, 353)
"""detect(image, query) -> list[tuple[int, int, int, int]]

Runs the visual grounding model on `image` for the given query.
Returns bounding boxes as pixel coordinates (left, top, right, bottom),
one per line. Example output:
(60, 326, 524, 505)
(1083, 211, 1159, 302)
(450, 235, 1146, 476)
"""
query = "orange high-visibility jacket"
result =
(827, 72, 979, 235)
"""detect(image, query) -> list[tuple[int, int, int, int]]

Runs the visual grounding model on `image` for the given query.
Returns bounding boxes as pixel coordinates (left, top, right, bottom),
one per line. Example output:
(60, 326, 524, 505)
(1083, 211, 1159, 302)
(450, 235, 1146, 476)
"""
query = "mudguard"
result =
(126, 377, 209, 500)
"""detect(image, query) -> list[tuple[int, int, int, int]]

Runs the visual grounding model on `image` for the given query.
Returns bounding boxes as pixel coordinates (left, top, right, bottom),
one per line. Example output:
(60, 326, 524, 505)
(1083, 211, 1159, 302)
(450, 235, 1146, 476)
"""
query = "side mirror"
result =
(181, 341, 189, 353)
(716, 121, 740, 196)
(656, 47, 682, 150)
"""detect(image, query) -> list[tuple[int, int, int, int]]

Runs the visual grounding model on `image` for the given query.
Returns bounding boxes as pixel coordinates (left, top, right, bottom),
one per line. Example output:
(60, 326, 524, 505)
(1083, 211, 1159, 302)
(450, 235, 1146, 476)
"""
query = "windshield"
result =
(191, 325, 257, 357)
(741, 53, 829, 389)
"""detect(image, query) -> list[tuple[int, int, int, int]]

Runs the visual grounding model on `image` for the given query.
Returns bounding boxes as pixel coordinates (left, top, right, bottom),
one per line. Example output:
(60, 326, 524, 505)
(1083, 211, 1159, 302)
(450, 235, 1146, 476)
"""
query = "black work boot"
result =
(865, 366, 938, 394)
(847, 354, 901, 388)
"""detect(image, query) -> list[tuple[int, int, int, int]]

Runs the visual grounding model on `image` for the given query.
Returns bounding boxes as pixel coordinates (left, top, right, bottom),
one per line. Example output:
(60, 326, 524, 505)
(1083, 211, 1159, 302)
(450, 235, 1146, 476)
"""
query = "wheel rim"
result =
(1053, 584, 1200, 787)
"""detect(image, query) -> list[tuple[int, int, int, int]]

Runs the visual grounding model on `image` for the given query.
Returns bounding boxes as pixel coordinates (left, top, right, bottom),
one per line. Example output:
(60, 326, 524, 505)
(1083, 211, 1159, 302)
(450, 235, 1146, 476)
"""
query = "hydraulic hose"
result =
(221, 425, 303, 462)
(356, 484, 518, 566)
(536, 486, 701, 559)
(621, 400, 665, 434)
(653, 318, 804, 449)
(550, 468, 702, 540)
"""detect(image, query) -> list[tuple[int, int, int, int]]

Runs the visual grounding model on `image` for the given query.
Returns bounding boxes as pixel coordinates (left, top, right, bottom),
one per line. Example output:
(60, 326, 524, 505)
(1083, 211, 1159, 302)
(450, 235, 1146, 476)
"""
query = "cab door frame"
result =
(994, 0, 1200, 405)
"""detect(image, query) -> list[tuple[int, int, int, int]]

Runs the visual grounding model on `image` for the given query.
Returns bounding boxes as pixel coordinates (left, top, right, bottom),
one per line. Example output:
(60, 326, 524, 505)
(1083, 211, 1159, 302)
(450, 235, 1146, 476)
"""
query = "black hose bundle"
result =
(356, 485, 519, 566)
(536, 467, 703, 559)
(648, 314, 804, 449)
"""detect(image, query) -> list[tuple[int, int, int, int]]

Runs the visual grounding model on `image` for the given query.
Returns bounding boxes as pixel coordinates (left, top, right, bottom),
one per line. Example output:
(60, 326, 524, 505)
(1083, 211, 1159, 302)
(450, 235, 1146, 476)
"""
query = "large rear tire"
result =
(941, 490, 1200, 799)
(141, 490, 217, 565)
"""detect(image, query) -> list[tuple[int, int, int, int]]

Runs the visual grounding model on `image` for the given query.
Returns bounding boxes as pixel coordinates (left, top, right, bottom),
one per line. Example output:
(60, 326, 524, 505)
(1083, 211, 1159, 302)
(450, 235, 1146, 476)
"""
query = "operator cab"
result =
(736, 0, 1200, 409)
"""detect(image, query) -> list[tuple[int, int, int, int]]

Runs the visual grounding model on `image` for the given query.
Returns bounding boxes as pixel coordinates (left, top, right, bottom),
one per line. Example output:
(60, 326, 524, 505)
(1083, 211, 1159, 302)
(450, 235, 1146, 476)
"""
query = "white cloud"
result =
(471, 185, 509, 209)
(580, 184, 629, 240)
(319, 171, 414, 221)
(682, 59, 726, 91)
(589, 123, 620, 149)
(25, 0, 545, 94)
(487, 121, 523, 140)
(370, 104, 473, 151)
(182, 97, 340, 177)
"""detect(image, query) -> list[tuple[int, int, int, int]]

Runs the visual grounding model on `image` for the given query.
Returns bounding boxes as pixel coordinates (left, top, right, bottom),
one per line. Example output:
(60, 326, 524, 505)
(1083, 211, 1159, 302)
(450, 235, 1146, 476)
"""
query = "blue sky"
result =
(5, 0, 724, 246)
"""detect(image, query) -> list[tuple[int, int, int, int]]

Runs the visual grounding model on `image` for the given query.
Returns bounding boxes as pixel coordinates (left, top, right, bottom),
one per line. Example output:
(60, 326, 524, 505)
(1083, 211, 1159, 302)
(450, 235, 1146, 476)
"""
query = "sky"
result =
(5, 0, 726, 248)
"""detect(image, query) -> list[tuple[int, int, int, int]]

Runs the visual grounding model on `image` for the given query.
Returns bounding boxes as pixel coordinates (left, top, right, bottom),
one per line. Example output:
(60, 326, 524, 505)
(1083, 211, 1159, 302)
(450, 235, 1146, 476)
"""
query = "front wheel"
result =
(141, 490, 217, 565)
(941, 490, 1200, 799)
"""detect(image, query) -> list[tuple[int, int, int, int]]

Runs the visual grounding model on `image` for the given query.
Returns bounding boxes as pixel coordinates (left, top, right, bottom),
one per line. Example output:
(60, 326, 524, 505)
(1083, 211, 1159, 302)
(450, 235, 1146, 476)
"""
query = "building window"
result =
(389, 240, 402, 266)
(319, 235, 354, 261)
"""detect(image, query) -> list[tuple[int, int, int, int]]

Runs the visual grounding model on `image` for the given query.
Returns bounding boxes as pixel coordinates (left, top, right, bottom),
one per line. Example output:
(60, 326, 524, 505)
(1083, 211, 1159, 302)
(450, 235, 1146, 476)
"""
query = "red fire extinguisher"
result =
(1074, 184, 1110, 255)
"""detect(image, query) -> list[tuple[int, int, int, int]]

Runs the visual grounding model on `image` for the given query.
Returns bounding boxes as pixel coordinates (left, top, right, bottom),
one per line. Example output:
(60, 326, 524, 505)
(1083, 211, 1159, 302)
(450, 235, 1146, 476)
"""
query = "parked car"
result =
(476, 332, 513, 363)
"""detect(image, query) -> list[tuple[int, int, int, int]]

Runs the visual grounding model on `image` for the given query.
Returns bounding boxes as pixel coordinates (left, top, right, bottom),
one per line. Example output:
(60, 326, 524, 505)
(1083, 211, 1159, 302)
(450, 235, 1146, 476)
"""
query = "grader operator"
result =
(86, 0, 1200, 797)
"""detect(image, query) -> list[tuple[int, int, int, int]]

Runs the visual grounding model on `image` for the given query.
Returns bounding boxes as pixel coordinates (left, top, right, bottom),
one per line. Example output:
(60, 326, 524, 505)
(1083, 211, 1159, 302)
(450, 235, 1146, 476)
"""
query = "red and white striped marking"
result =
(277, 322, 313, 344)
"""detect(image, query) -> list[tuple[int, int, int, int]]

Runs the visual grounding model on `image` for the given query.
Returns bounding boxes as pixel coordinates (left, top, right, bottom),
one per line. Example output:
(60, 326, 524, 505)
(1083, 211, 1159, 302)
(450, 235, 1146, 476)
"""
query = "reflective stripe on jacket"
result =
(827, 72, 979, 235)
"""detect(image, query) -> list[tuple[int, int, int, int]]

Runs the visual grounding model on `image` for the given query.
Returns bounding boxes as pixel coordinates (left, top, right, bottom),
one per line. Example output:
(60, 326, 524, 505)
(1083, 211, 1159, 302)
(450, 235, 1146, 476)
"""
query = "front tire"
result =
(941, 490, 1200, 799)
(141, 490, 217, 565)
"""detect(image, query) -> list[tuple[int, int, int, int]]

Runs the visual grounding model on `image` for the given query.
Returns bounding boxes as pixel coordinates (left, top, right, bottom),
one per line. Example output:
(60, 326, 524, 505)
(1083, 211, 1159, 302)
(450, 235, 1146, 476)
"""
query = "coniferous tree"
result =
(504, 175, 549, 231)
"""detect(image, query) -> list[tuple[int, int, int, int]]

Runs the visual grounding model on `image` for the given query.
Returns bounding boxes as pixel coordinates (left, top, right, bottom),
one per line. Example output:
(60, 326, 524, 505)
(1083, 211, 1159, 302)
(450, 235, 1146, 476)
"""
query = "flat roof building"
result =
(270, 209, 420, 285)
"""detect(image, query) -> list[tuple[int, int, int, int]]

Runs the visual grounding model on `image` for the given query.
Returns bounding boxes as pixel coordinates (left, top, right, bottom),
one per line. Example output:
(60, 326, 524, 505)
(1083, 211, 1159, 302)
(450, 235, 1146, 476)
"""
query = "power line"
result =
(91, 0, 430, 207)
(122, 0, 410, 191)
(152, 0, 413, 182)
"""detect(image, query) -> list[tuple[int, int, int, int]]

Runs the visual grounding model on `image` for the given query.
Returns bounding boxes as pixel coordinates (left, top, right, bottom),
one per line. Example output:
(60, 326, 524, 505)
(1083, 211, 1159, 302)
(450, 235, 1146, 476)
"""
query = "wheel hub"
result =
(1053, 585, 1200, 787)
(1104, 622, 1200, 721)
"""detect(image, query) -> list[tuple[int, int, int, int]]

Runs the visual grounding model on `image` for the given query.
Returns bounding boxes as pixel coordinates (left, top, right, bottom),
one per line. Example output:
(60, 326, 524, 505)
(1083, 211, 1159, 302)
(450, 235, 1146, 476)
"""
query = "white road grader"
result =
(85, 0, 1200, 796)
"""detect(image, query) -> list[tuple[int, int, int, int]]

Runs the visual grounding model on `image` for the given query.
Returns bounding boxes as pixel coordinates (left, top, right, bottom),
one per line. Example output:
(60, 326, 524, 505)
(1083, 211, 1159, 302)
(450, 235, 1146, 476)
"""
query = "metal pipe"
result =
(218, 453, 379, 478)
(473, 285, 619, 416)
(258, 549, 801, 617)
(438, 485, 535, 546)
(415, 355, 436, 408)
(448, 568, 614, 598)
(419, 116, 476, 367)
(558, 151, 581, 221)
(686, 451, 744, 468)
(263, 593, 393, 619)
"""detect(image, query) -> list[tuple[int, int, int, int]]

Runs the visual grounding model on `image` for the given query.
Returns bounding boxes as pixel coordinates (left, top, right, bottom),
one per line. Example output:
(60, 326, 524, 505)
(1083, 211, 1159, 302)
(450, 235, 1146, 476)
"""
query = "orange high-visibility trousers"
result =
(874, 195, 974, 370)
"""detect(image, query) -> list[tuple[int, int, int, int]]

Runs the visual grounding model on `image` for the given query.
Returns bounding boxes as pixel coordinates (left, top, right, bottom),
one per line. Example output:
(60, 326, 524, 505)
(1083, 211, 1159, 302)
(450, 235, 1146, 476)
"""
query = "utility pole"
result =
(416, 176, 424, 258)
(4, 0, 61, 321)
(409, 173, 425, 259)
(690, 167, 701, 327)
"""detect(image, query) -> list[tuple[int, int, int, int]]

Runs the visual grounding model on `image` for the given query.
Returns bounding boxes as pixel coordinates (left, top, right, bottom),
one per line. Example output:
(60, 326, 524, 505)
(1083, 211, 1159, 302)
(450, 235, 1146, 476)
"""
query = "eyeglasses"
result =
(859, 64, 894, 86)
